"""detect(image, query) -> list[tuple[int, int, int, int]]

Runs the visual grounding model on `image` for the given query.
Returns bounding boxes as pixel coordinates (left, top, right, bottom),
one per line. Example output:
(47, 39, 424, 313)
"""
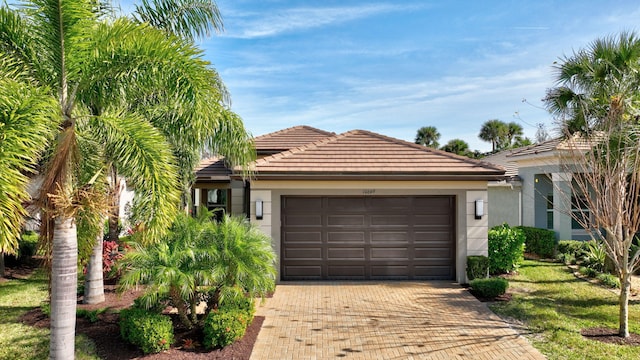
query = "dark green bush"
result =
(469, 278, 509, 298)
(579, 266, 597, 278)
(218, 287, 256, 320)
(203, 309, 250, 349)
(119, 308, 174, 354)
(466, 255, 489, 281)
(488, 224, 525, 274)
(516, 226, 556, 258)
(557, 240, 590, 260)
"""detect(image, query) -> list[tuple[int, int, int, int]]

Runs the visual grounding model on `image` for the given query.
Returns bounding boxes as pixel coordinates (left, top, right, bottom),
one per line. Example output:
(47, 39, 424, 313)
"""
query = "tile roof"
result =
(483, 148, 525, 178)
(195, 157, 231, 181)
(507, 135, 593, 158)
(506, 138, 563, 157)
(254, 125, 335, 153)
(250, 130, 505, 180)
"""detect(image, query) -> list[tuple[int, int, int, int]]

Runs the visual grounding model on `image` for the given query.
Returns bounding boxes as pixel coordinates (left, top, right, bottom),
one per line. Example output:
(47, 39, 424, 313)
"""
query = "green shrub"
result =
(488, 224, 525, 274)
(557, 240, 590, 260)
(119, 308, 174, 354)
(579, 266, 597, 278)
(77, 308, 105, 323)
(469, 278, 509, 298)
(583, 241, 607, 272)
(218, 287, 256, 320)
(597, 273, 620, 288)
(466, 255, 489, 281)
(203, 309, 250, 349)
(516, 226, 556, 258)
(556, 252, 576, 265)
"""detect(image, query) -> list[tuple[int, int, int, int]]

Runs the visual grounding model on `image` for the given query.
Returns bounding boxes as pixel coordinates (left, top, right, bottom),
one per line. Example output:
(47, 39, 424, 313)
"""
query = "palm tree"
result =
(440, 139, 470, 156)
(0, 76, 57, 277)
(118, 213, 276, 329)
(478, 119, 507, 152)
(544, 32, 640, 338)
(0, 1, 235, 356)
(414, 126, 441, 148)
(504, 122, 523, 148)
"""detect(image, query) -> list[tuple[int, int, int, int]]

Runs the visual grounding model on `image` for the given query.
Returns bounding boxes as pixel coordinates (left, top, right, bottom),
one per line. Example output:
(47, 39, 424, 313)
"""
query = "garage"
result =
(281, 195, 455, 280)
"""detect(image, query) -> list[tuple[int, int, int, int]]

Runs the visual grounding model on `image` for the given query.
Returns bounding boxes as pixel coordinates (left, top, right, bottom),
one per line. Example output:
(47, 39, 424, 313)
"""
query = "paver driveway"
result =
(250, 282, 545, 360)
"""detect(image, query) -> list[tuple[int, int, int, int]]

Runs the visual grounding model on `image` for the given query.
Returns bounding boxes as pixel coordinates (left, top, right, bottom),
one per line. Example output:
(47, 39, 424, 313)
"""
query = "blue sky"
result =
(196, 1, 640, 151)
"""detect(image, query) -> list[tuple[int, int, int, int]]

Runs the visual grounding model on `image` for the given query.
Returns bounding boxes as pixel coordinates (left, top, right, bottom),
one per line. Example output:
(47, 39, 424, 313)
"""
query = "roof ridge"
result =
(347, 129, 505, 171)
(253, 125, 335, 140)
(254, 131, 343, 165)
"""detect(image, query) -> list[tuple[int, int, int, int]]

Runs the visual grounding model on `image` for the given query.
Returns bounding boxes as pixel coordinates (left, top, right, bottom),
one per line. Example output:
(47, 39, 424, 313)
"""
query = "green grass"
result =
(490, 260, 640, 360)
(0, 270, 100, 360)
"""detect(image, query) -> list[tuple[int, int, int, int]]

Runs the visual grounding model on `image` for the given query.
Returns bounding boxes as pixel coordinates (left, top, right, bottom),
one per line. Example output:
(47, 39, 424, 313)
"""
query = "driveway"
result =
(250, 282, 545, 359)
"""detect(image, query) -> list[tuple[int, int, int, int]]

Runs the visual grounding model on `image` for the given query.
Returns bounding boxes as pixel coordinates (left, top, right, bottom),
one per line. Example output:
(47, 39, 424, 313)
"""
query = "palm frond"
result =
(133, 0, 223, 41)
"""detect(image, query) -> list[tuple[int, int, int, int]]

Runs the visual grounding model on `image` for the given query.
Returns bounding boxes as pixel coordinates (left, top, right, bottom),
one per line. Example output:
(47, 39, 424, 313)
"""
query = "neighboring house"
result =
(484, 137, 591, 241)
(193, 125, 505, 283)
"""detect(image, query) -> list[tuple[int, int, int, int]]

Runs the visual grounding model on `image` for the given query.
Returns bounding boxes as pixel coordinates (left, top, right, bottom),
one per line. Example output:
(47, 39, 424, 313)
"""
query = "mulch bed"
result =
(581, 327, 640, 346)
(17, 280, 263, 359)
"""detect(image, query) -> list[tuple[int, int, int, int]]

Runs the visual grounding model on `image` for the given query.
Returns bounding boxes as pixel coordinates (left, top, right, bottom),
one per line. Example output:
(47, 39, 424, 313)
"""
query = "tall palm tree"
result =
(504, 122, 523, 148)
(478, 119, 507, 152)
(414, 126, 441, 148)
(0, 0, 236, 356)
(544, 32, 640, 338)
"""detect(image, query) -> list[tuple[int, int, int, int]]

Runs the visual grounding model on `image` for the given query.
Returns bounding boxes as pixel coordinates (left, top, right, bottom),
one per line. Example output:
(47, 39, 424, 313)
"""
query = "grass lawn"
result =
(490, 260, 640, 360)
(0, 269, 99, 360)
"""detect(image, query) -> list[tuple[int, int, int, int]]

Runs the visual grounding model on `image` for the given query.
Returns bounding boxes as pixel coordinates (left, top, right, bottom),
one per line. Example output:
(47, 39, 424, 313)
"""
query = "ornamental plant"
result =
(488, 224, 525, 274)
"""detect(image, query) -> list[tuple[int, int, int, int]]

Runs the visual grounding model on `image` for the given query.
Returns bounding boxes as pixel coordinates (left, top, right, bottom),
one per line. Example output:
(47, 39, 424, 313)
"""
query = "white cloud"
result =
(224, 3, 424, 39)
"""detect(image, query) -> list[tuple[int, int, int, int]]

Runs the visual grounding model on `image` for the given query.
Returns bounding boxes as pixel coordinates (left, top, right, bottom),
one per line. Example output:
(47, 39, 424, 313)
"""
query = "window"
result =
(206, 189, 229, 222)
(546, 194, 553, 229)
(571, 196, 590, 230)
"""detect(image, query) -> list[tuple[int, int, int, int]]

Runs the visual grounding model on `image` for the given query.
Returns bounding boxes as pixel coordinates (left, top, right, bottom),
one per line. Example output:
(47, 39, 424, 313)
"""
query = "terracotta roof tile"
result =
(251, 130, 505, 179)
(254, 125, 335, 153)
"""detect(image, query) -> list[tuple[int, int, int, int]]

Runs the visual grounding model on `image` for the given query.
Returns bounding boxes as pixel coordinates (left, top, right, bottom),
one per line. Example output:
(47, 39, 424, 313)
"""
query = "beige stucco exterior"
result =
(248, 179, 490, 284)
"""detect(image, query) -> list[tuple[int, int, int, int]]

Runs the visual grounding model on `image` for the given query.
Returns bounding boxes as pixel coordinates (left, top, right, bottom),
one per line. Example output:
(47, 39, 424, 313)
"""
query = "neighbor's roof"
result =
(249, 130, 505, 180)
(253, 125, 335, 154)
(195, 157, 231, 181)
(483, 148, 525, 178)
(507, 135, 593, 158)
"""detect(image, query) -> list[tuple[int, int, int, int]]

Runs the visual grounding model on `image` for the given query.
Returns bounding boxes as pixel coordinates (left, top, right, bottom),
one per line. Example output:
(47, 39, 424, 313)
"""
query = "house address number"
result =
(362, 189, 376, 195)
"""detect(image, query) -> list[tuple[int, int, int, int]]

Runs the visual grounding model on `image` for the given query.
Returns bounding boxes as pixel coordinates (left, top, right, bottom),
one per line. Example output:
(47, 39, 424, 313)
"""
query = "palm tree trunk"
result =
(107, 171, 121, 242)
(619, 270, 632, 337)
(83, 233, 104, 304)
(49, 217, 78, 360)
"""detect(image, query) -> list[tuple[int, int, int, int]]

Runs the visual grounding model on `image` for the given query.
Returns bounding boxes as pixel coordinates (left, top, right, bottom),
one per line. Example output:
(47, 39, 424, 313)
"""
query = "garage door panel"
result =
(371, 232, 408, 242)
(371, 265, 409, 278)
(327, 248, 365, 260)
(327, 214, 365, 226)
(284, 214, 323, 226)
(281, 196, 455, 280)
(284, 247, 323, 260)
(283, 265, 323, 278)
(327, 232, 365, 243)
(328, 265, 365, 278)
(370, 248, 409, 259)
(414, 214, 452, 226)
(371, 214, 410, 226)
(284, 197, 323, 211)
(284, 231, 322, 243)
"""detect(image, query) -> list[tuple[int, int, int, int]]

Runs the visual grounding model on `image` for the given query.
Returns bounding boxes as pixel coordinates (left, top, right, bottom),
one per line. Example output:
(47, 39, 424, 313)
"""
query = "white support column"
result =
(552, 172, 573, 240)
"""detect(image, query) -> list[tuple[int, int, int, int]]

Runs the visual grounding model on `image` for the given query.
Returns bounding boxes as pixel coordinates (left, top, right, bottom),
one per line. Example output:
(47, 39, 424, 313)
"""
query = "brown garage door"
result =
(281, 196, 455, 280)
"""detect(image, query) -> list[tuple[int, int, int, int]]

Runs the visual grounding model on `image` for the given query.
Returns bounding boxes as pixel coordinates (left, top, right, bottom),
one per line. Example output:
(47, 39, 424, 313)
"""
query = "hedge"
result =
(516, 226, 555, 258)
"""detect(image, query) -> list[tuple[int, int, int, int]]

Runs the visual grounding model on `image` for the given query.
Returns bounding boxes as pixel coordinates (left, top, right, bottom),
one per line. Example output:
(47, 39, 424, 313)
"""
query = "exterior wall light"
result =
(256, 200, 263, 220)
(475, 199, 484, 220)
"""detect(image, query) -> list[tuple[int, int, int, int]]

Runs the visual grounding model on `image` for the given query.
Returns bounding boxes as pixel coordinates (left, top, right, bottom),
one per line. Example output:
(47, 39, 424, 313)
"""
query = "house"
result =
(192, 126, 505, 283)
(484, 137, 591, 241)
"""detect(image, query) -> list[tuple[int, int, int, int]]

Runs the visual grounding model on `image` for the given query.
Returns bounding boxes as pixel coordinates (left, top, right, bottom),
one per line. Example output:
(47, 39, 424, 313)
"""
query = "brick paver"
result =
(250, 282, 545, 359)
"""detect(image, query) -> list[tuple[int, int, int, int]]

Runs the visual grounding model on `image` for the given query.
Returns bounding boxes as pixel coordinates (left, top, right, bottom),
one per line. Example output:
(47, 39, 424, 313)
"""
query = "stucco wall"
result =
(249, 180, 490, 284)
(487, 182, 521, 228)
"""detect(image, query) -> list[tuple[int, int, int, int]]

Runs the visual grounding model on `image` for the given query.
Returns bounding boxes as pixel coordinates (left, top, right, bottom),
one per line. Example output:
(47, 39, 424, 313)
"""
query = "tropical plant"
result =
(440, 138, 470, 156)
(478, 119, 507, 152)
(488, 224, 525, 274)
(544, 31, 640, 337)
(118, 213, 276, 329)
(414, 126, 441, 148)
(0, 0, 240, 355)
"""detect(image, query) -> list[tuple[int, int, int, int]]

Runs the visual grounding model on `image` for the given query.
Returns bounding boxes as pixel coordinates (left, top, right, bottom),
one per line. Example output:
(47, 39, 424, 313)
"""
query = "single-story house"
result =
(193, 126, 505, 283)
(484, 137, 590, 241)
